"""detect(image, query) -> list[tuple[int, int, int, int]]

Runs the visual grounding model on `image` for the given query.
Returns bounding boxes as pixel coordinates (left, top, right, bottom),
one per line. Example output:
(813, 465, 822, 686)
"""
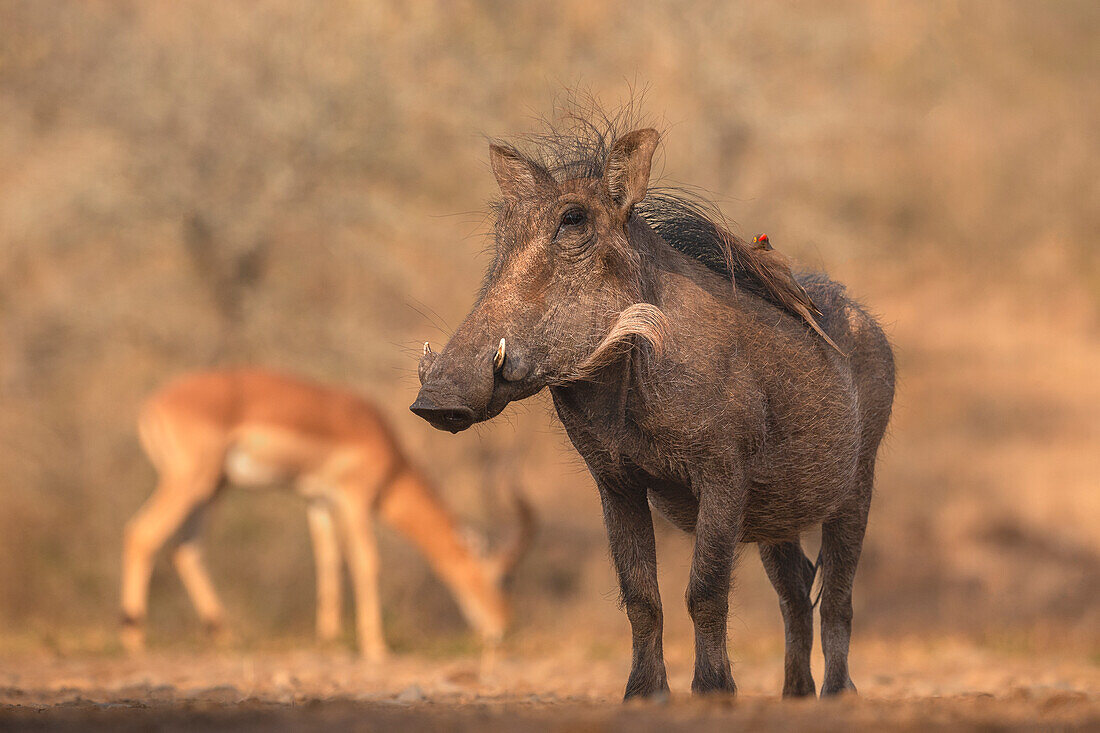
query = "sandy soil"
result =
(2, 641, 1096, 731)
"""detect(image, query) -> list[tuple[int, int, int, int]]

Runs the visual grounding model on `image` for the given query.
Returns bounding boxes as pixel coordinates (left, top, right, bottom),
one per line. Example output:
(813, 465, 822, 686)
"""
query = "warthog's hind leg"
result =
(818, 477, 872, 696)
(759, 540, 817, 697)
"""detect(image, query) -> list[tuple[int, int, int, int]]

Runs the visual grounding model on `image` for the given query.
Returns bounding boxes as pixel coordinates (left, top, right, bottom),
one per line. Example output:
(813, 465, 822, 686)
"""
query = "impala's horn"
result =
(487, 469, 536, 584)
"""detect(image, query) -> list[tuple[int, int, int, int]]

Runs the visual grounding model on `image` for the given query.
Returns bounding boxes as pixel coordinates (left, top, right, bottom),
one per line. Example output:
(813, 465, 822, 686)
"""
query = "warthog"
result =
(412, 114, 895, 700)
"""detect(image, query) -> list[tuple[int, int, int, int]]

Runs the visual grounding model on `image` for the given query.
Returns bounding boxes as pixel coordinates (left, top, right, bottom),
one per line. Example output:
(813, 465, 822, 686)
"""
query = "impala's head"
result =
(411, 128, 667, 432)
(453, 478, 536, 648)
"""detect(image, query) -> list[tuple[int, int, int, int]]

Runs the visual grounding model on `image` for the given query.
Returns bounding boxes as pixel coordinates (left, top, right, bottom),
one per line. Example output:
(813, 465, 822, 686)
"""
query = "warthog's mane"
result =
(636, 192, 838, 350)
(496, 99, 837, 349)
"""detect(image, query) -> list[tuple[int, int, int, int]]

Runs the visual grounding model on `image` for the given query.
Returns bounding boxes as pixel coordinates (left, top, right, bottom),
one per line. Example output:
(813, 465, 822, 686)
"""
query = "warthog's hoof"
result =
(623, 664, 669, 702)
(624, 686, 669, 705)
(691, 671, 738, 697)
(821, 678, 858, 697)
(782, 675, 817, 698)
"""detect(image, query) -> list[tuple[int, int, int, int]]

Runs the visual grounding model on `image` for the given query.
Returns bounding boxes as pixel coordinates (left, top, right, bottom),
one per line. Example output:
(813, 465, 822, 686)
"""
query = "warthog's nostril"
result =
(410, 397, 477, 433)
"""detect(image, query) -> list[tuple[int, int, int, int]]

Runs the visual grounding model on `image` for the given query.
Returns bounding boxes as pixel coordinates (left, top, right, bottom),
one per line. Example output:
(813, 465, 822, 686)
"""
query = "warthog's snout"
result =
(413, 333, 535, 433)
(409, 395, 477, 433)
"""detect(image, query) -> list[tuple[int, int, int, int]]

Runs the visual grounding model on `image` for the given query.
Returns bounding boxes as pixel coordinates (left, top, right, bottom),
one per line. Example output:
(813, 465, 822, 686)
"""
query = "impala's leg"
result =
(597, 478, 668, 701)
(818, 467, 872, 696)
(121, 472, 217, 652)
(686, 472, 743, 696)
(170, 500, 227, 637)
(307, 502, 343, 643)
(335, 491, 385, 661)
(759, 541, 817, 697)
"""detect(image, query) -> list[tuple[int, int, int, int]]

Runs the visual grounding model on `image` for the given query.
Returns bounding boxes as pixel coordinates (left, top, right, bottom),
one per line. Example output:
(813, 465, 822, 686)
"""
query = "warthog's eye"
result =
(557, 207, 587, 235)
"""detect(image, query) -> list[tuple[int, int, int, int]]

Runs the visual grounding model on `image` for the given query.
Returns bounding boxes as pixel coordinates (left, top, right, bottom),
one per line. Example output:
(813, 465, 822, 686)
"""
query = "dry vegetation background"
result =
(1, 0, 1097, 680)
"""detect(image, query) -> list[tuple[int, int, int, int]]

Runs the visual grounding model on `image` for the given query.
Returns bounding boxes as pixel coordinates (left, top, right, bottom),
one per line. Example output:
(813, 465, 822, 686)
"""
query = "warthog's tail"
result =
(810, 549, 824, 609)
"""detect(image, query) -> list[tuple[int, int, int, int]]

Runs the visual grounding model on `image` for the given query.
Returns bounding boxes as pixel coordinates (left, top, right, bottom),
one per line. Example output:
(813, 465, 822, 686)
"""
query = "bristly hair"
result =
(499, 91, 652, 181)
(636, 191, 840, 350)
(494, 93, 839, 351)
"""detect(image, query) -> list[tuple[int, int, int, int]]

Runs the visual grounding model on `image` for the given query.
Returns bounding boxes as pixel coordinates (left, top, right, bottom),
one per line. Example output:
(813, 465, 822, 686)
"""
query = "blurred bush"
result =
(0, 1, 1096, 654)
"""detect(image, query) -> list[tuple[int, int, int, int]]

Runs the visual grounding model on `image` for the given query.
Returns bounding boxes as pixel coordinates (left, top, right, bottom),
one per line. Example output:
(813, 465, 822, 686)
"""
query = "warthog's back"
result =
(798, 272, 897, 450)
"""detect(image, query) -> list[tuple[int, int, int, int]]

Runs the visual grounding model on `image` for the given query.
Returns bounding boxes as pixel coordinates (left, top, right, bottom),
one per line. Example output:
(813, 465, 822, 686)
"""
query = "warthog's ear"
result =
(489, 144, 554, 200)
(604, 128, 659, 215)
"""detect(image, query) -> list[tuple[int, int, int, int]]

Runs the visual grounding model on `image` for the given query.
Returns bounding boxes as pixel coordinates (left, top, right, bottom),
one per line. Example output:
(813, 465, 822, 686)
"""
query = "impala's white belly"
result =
(223, 425, 359, 499)
(224, 445, 289, 487)
(224, 426, 314, 488)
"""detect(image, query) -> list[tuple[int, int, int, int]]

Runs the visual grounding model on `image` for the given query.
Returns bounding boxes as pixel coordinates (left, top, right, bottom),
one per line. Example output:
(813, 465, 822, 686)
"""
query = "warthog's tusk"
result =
(494, 338, 506, 371)
(423, 341, 432, 356)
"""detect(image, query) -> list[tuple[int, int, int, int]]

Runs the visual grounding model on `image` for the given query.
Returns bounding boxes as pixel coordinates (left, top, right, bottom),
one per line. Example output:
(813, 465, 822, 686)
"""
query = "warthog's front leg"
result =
(596, 476, 669, 701)
(686, 467, 744, 695)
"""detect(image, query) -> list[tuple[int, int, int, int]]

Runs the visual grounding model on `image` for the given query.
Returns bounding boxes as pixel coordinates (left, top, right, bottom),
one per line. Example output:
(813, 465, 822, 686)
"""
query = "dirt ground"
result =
(2, 640, 1096, 731)
(2, 3, 1098, 731)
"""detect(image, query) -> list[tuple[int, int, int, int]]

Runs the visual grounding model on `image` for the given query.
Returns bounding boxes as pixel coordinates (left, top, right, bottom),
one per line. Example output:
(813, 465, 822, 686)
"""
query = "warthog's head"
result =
(411, 128, 668, 432)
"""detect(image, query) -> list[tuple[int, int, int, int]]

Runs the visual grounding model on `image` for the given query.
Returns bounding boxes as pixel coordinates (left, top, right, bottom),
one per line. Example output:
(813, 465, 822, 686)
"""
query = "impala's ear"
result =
(604, 128, 659, 214)
(489, 144, 554, 200)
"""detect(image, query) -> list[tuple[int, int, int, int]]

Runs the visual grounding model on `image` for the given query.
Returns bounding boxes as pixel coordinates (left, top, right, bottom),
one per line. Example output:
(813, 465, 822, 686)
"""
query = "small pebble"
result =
(396, 685, 425, 704)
